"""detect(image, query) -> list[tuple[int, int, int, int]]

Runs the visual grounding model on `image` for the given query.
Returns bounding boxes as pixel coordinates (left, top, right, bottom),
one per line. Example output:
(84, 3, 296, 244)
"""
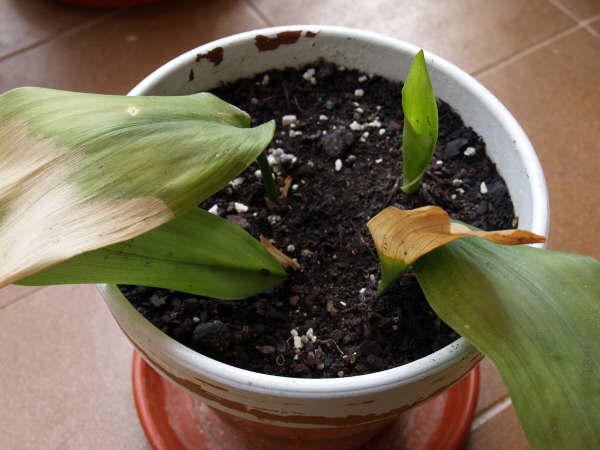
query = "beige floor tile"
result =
(0, 284, 150, 450)
(464, 401, 531, 449)
(474, 358, 508, 416)
(0, 0, 267, 94)
(250, 0, 575, 74)
(0, 285, 44, 309)
(552, 0, 600, 20)
(0, 0, 111, 60)
(477, 28, 600, 260)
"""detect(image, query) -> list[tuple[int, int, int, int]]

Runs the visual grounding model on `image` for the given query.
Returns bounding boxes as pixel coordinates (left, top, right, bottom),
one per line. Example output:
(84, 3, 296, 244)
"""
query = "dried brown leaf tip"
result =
(260, 235, 300, 271)
(282, 176, 293, 198)
(368, 205, 545, 266)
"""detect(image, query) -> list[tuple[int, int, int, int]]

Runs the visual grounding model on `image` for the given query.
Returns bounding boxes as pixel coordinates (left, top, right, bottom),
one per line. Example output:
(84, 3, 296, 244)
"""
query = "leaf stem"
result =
(256, 152, 280, 201)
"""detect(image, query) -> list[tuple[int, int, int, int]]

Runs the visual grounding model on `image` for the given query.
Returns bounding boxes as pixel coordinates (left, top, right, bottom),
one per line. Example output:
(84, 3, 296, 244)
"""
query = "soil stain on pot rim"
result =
(196, 46, 224, 66)
(255, 30, 305, 52)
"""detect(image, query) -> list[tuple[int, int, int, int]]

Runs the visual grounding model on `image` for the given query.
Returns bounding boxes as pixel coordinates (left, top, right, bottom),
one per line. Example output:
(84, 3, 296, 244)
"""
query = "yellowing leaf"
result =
(0, 87, 275, 288)
(367, 206, 545, 292)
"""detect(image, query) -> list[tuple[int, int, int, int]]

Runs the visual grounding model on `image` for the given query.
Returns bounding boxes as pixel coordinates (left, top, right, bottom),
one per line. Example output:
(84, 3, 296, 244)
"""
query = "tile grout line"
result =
(0, 9, 124, 64)
(548, 0, 600, 39)
(244, 0, 275, 27)
(548, 0, 583, 22)
(0, 286, 47, 312)
(472, 24, 581, 78)
(472, 0, 600, 78)
(470, 395, 513, 431)
(581, 14, 600, 39)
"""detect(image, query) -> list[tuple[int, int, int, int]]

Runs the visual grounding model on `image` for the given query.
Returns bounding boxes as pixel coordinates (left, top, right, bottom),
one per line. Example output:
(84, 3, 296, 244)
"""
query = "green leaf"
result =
(19, 208, 287, 299)
(0, 87, 275, 287)
(401, 50, 438, 194)
(374, 251, 409, 294)
(414, 238, 600, 450)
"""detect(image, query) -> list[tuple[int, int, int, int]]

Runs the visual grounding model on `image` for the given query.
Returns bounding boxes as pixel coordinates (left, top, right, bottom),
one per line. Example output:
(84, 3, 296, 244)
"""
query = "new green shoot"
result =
(401, 50, 438, 194)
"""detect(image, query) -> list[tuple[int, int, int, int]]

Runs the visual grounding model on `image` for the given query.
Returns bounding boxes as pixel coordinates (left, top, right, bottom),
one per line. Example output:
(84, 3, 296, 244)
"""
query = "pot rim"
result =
(104, 25, 549, 397)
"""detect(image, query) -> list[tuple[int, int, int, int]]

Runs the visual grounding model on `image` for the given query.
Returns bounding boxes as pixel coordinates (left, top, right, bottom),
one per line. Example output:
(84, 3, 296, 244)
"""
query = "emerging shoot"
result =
(256, 151, 281, 201)
(400, 50, 438, 194)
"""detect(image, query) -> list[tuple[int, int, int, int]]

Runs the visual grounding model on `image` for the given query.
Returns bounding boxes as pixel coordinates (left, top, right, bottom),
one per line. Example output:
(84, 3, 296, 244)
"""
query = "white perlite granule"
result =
(208, 204, 221, 216)
(349, 120, 365, 131)
(290, 328, 317, 350)
(267, 215, 281, 225)
(265, 148, 298, 175)
(464, 146, 476, 157)
(234, 202, 248, 213)
(366, 119, 382, 128)
(293, 335, 303, 350)
(480, 181, 488, 194)
(335, 159, 343, 171)
(354, 88, 364, 97)
(230, 177, 245, 187)
(302, 68, 317, 85)
(281, 114, 297, 126)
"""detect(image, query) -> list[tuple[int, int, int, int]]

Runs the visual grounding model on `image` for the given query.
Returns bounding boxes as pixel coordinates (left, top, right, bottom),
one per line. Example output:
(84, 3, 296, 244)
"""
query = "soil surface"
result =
(120, 62, 515, 378)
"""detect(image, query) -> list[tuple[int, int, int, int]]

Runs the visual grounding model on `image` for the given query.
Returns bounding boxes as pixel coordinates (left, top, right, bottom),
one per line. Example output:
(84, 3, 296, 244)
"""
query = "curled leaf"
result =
(367, 206, 545, 292)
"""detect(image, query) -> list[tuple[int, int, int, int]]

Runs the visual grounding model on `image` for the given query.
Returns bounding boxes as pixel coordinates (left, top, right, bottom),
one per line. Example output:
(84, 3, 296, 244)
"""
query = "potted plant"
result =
(0, 26, 597, 450)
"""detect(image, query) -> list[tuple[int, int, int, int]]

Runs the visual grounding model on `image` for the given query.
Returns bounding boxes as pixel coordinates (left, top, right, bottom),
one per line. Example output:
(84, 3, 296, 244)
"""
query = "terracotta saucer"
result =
(132, 351, 480, 450)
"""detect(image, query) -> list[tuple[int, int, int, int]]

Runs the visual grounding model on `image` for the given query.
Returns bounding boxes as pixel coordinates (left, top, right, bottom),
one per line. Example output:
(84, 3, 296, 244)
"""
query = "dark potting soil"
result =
(120, 62, 516, 378)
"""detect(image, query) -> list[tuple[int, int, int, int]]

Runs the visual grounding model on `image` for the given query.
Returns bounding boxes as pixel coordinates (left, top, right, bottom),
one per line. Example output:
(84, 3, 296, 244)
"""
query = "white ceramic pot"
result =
(99, 25, 549, 450)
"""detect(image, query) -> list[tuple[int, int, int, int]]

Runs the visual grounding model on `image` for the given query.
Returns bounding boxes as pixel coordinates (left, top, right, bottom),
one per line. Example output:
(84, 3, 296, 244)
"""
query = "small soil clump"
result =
(121, 62, 515, 378)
